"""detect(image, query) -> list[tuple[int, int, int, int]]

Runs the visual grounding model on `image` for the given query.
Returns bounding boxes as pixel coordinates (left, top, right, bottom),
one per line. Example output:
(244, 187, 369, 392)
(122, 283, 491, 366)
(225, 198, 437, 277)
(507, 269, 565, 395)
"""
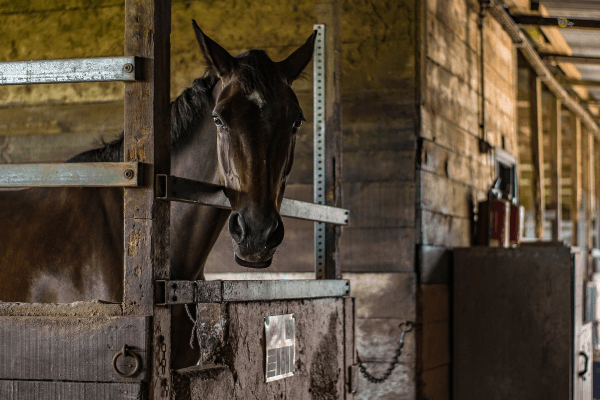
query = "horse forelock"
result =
(232, 49, 287, 100)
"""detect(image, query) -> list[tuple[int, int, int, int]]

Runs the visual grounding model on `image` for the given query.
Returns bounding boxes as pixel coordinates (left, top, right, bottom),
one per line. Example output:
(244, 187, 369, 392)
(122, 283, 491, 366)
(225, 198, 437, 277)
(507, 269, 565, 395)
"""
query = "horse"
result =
(0, 21, 316, 368)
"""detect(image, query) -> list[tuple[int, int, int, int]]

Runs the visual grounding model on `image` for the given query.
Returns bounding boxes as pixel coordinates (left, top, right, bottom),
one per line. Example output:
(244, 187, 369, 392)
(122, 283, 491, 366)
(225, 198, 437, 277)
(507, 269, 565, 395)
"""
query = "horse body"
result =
(0, 22, 315, 368)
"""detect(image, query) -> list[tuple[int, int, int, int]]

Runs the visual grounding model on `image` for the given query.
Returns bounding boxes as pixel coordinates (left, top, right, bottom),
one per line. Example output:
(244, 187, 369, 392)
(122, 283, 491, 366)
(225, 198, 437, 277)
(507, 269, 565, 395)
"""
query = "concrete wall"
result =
(416, 0, 518, 398)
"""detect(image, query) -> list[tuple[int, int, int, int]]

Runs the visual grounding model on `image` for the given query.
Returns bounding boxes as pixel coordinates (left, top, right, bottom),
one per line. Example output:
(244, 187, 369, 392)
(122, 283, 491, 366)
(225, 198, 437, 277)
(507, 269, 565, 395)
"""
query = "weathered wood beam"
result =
(558, 78, 600, 89)
(587, 130, 595, 252)
(530, 74, 545, 239)
(549, 97, 562, 241)
(571, 113, 582, 247)
(123, 0, 171, 398)
(315, 0, 342, 280)
(541, 53, 600, 65)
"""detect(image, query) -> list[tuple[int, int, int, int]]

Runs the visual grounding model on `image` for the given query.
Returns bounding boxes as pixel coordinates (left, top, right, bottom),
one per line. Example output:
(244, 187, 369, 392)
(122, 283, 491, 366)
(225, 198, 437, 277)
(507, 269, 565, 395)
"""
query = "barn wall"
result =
(417, 0, 518, 398)
(0, 1, 419, 399)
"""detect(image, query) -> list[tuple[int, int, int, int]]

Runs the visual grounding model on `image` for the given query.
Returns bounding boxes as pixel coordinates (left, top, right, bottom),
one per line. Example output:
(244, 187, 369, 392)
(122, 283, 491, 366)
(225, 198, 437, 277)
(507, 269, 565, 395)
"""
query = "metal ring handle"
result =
(112, 344, 142, 378)
(579, 351, 589, 379)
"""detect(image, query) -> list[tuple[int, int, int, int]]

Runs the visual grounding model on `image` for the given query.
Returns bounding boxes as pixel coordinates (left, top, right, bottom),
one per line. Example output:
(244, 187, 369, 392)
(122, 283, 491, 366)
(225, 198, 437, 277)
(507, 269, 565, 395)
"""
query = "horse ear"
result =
(192, 20, 238, 77)
(278, 30, 317, 84)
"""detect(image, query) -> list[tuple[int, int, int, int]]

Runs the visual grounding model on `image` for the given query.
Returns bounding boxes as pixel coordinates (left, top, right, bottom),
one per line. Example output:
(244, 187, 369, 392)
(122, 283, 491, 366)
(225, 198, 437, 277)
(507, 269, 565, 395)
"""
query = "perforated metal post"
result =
(313, 24, 327, 279)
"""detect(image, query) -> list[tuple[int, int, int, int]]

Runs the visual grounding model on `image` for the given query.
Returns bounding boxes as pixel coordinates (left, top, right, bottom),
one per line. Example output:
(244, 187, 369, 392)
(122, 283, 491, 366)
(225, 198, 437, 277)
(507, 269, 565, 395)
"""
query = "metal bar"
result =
(313, 23, 327, 278)
(155, 280, 350, 305)
(510, 14, 600, 29)
(487, 3, 600, 139)
(541, 53, 600, 65)
(0, 57, 137, 86)
(0, 162, 141, 187)
(155, 174, 349, 225)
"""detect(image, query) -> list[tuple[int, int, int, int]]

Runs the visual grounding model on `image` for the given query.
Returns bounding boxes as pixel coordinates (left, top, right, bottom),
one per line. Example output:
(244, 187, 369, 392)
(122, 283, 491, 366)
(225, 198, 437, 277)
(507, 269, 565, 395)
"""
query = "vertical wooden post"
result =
(549, 97, 562, 241)
(587, 130, 595, 270)
(530, 73, 545, 239)
(123, 0, 171, 398)
(571, 114, 582, 247)
(315, 0, 342, 279)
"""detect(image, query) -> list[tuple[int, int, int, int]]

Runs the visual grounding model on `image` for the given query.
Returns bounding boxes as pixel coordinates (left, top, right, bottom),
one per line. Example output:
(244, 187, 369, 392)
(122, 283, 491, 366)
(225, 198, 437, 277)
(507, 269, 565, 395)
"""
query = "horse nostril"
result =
(228, 212, 246, 244)
(266, 217, 284, 249)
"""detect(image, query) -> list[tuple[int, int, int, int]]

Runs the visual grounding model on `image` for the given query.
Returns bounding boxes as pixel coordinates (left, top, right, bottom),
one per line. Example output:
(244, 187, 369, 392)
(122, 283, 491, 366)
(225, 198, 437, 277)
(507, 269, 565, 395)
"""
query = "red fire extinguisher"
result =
(477, 178, 510, 247)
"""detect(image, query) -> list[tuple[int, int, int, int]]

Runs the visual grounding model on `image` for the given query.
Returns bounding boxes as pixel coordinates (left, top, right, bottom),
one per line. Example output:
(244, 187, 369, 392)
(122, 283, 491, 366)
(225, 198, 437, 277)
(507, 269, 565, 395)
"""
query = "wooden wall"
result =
(0, 1, 419, 399)
(417, 0, 518, 398)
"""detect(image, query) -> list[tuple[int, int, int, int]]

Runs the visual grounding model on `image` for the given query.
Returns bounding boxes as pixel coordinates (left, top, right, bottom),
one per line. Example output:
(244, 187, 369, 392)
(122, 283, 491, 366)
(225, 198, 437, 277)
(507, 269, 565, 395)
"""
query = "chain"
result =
(158, 335, 169, 398)
(356, 321, 414, 384)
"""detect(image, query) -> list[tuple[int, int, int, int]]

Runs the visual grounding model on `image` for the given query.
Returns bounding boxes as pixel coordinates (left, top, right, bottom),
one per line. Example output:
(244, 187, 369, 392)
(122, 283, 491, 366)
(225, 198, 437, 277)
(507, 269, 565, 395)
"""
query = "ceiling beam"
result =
(541, 53, 600, 65)
(558, 79, 600, 88)
(511, 14, 600, 29)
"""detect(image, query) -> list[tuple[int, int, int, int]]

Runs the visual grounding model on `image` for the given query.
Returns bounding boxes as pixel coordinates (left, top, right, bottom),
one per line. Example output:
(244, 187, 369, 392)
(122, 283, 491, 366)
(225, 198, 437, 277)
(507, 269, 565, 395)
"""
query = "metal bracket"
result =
(0, 56, 138, 86)
(155, 174, 348, 225)
(313, 24, 327, 278)
(0, 162, 142, 187)
(155, 279, 350, 305)
(348, 365, 359, 394)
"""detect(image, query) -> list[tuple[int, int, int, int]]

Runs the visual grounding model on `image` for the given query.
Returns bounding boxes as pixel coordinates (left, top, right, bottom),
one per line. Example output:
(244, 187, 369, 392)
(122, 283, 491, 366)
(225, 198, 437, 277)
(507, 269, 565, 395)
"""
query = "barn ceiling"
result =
(539, 0, 600, 101)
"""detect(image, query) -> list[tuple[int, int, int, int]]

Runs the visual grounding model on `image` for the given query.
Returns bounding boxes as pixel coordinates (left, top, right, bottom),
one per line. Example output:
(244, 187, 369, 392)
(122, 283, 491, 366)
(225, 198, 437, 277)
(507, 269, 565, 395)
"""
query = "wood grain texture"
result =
(418, 245, 451, 284)
(530, 74, 545, 239)
(123, 1, 172, 399)
(549, 97, 563, 241)
(0, 316, 149, 382)
(176, 298, 351, 400)
(0, 381, 144, 400)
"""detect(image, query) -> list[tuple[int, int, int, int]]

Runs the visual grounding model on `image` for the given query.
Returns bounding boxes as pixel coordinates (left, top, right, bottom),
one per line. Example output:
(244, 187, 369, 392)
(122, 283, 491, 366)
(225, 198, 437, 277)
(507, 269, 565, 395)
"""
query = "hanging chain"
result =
(356, 321, 414, 384)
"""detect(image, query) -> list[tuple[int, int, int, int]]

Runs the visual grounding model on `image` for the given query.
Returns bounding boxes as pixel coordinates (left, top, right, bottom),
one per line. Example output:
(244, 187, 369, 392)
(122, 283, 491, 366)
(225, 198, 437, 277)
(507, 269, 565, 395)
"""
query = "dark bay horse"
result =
(0, 21, 315, 368)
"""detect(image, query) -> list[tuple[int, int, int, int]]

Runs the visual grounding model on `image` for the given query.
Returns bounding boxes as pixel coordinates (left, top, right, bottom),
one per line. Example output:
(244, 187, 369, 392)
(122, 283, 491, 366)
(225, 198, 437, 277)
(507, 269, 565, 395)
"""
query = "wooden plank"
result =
(418, 245, 451, 284)
(421, 319, 450, 371)
(572, 113, 582, 246)
(419, 170, 477, 218)
(178, 298, 347, 399)
(530, 74, 545, 239)
(587, 130, 595, 253)
(340, 227, 415, 272)
(356, 318, 415, 363)
(0, 316, 149, 382)
(0, 301, 122, 317)
(344, 272, 416, 320)
(0, 381, 143, 399)
(123, 2, 172, 400)
(342, 181, 415, 228)
(549, 97, 562, 241)
(419, 210, 471, 247)
(419, 284, 449, 323)
(315, 0, 342, 279)
(356, 362, 414, 400)
(344, 297, 356, 400)
(420, 365, 450, 400)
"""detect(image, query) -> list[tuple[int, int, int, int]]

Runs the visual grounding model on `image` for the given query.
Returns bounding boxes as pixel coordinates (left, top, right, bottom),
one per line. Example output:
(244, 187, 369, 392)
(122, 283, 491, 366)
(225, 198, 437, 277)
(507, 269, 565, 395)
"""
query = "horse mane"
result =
(67, 72, 219, 163)
(68, 50, 283, 163)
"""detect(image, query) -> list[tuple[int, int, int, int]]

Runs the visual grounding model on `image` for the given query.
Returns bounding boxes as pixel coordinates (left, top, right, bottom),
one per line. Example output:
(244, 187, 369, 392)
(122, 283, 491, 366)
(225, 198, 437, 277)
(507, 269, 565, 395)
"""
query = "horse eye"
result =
(291, 117, 304, 134)
(213, 116, 224, 127)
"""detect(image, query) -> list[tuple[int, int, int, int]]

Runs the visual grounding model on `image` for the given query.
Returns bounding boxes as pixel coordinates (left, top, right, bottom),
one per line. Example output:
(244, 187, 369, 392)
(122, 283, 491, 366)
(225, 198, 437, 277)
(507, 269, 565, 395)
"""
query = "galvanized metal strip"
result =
(0, 57, 137, 86)
(220, 279, 349, 302)
(0, 162, 141, 187)
(313, 24, 327, 278)
(152, 280, 350, 304)
(155, 174, 349, 225)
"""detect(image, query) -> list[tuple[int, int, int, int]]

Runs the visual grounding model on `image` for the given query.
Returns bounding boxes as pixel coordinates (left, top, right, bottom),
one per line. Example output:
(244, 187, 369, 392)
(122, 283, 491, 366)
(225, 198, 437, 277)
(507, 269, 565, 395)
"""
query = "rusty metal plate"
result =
(265, 314, 295, 382)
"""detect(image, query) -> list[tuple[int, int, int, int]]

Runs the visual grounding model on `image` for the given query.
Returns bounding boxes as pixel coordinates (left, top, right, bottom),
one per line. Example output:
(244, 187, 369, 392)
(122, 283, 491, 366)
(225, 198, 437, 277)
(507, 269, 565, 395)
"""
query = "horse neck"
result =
(170, 80, 230, 280)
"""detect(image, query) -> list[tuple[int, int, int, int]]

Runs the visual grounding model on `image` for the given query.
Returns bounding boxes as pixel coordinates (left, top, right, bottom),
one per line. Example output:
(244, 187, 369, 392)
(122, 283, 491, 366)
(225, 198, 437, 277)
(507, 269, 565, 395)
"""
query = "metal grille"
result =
(313, 24, 326, 279)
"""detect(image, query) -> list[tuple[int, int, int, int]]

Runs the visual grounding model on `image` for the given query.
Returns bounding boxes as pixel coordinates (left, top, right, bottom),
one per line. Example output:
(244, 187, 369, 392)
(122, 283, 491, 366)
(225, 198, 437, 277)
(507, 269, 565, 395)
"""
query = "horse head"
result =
(192, 21, 316, 268)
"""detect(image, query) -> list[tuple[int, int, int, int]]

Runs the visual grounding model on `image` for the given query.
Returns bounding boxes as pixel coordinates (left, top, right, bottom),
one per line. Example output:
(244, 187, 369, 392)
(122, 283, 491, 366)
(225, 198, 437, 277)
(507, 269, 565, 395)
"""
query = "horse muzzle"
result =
(228, 210, 284, 269)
